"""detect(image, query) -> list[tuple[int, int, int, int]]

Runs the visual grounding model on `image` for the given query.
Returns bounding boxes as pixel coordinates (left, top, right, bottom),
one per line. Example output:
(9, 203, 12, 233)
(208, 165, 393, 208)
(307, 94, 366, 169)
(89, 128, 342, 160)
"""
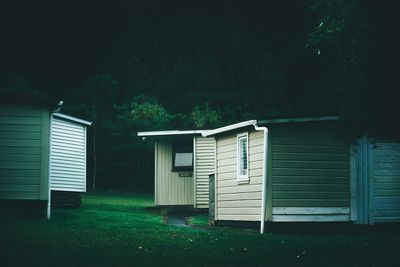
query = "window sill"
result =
(171, 169, 193, 173)
(237, 178, 249, 185)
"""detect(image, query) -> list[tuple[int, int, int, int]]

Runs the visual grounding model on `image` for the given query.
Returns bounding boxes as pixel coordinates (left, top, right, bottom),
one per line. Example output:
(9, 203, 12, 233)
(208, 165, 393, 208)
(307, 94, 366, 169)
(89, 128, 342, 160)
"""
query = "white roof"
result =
(202, 120, 257, 137)
(53, 113, 92, 126)
(138, 129, 208, 137)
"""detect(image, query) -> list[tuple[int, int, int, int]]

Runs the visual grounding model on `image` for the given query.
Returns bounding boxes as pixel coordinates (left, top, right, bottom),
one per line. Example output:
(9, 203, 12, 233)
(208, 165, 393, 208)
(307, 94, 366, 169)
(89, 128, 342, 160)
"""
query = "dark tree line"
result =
(1, 0, 399, 191)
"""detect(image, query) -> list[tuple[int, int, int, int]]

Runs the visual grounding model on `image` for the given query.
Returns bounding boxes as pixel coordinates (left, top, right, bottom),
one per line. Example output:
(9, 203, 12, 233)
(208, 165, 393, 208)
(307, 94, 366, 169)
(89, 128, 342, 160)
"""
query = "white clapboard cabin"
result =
(204, 117, 400, 233)
(50, 113, 92, 207)
(138, 130, 215, 209)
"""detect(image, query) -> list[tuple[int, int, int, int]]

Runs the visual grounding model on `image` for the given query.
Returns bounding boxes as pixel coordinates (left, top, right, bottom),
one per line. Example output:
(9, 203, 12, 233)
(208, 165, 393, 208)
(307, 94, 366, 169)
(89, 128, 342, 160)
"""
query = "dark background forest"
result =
(1, 0, 399, 192)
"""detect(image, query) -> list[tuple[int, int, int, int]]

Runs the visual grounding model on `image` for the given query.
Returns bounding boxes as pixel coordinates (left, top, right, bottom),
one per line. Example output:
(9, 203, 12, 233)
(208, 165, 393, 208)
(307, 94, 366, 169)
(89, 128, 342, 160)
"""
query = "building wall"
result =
(155, 141, 194, 205)
(194, 136, 215, 208)
(270, 123, 351, 221)
(0, 103, 49, 200)
(215, 129, 264, 221)
(50, 116, 87, 192)
(371, 140, 400, 223)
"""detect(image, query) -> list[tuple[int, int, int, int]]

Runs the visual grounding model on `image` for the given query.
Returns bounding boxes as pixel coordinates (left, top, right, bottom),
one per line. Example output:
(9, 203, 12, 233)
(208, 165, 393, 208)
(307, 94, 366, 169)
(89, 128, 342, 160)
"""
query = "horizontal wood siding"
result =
(216, 130, 263, 221)
(194, 137, 215, 208)
(270, 124, 350, 221)
(372, 140, 400, 223)
(0, 104, 49, 200)
(50, 117, 87, 192)
(155, 142, 194, 205)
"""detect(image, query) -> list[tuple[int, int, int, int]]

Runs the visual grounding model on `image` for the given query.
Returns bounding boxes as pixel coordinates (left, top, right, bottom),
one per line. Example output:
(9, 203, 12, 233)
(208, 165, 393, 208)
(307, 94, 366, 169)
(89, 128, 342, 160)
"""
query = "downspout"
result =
(47, 114, 53, 219)
(254, 124, 269, 234)
(48, 101, 63, 219)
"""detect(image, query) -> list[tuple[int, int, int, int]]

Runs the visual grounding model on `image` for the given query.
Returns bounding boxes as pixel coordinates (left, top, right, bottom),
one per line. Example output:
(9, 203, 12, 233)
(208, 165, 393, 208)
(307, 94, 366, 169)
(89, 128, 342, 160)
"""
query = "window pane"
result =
(239, 136, 248, 176)
(175, 152, 193, 167)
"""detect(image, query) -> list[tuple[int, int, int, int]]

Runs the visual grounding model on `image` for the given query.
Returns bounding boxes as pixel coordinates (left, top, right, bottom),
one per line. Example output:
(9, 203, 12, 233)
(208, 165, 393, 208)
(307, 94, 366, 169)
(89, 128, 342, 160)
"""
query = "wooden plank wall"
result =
(372, 140, 400, 223)
(0, 104, 49, 200)
(270, 124, 351, 221)
(155, 142, 194, 205)
(215, 130, 264, 221)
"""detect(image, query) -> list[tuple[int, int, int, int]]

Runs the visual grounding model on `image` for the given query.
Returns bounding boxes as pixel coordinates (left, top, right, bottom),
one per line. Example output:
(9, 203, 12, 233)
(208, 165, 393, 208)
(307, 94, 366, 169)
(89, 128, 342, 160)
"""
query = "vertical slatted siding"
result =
(373, 141, 400, 222)
(270, 124, 351, 221)
(155, 142, 194, 205)
(194, 137, 215, 208)
(0, 104, 49, 200)
(50, 117, 87, 192)
(216, 130, 264, 221)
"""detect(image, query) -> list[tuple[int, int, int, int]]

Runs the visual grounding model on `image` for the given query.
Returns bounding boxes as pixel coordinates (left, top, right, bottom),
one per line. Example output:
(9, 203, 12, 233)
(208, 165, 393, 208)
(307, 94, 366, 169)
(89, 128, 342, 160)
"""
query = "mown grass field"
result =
(0, 192, 399, 266)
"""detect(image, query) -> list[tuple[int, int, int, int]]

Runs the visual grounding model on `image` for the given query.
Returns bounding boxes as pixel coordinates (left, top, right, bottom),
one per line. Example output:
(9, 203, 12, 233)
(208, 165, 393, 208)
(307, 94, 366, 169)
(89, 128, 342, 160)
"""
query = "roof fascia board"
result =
(202, 120, 257, 137)
(138, 130, 207, 137)
(53, 113, 92, 126)
(258, 116, 341, 125)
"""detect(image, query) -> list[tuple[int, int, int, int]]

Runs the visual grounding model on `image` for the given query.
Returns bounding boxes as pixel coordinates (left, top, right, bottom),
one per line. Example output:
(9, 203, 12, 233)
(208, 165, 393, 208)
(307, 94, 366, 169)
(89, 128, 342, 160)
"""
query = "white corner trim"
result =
(47, 114, 53, 220)
(193, 136, 197, 208)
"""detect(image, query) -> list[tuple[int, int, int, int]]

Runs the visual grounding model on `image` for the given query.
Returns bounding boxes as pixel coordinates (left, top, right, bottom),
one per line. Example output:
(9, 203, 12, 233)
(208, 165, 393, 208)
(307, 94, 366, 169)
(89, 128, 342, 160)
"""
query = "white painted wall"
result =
(155, 141, 194, 205)
(50, 116, 87, 192)
(215, 130, 264, 221)
(194, 136, 215, 208)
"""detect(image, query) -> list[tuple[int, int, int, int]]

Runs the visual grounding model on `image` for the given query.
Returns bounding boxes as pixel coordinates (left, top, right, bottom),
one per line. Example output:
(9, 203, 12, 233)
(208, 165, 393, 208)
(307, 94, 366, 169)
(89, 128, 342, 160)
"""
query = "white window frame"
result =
(237, 132, 249, 182)
(172, 144, 193, 172)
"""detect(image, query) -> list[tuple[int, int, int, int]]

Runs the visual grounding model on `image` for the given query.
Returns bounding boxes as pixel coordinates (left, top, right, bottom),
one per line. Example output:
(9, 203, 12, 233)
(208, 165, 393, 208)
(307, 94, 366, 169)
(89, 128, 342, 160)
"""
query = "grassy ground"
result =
(0, 193, 399, 267)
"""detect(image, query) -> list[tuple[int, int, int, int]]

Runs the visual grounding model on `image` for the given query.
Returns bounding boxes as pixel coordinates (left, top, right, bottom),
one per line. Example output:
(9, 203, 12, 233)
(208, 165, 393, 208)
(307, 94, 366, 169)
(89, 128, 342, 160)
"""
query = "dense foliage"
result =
(1, 0, 398, 191)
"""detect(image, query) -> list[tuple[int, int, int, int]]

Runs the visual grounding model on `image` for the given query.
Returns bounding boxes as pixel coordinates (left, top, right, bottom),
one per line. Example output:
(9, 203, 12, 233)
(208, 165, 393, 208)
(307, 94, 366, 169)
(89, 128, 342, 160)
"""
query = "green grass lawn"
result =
(0, 193, 399, 266)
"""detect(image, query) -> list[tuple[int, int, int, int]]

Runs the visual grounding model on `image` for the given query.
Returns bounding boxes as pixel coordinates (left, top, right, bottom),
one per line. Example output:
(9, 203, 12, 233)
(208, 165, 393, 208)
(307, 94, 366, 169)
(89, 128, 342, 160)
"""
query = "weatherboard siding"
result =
(216, 130, 264, 221)
(0, 104, 49, 200)
(372, 140, 400, 223)
(50, 116, 87, 192)
(155, 141, 194, 205)
(194, 136, 215, 208)
(270, 124, 350, 221)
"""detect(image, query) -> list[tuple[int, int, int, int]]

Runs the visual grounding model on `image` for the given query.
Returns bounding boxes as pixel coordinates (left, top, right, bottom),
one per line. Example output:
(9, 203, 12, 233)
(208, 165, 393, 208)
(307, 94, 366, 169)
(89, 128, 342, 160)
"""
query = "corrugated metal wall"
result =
(270, 124, 351, 222)
(155, 141, 194, 205)
(194, 136, 215, 208)
(0, 103, 49, 200)
(215, 130, 264, 221)
(372, 140, 400, 223)
(50, 117, 86, 192)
